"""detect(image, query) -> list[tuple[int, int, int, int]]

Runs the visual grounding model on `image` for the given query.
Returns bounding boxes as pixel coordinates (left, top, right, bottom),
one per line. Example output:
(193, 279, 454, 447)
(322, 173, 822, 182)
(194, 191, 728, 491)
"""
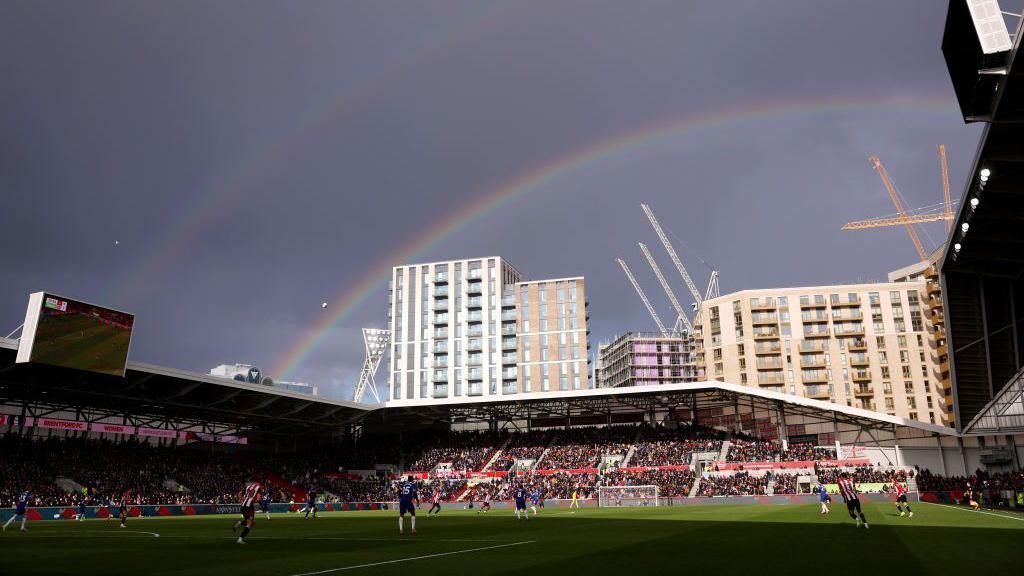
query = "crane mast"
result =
(638, 242, 693, 333)
(617, 258, 669, 336)
(870, 156, 928, 261)
(640, 203, 703, 307)
(939, 144, 952, 233)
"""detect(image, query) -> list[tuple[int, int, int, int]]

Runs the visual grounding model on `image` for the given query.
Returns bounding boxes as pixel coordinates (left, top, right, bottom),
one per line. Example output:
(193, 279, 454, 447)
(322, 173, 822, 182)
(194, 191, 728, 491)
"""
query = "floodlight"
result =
(967, 0, 1013, 54)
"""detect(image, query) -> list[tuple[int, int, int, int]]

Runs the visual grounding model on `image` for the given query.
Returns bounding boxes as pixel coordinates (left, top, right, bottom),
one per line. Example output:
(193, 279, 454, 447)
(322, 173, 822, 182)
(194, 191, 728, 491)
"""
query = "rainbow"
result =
(107, 4, 506, 307)
(268, 92, 957, 381)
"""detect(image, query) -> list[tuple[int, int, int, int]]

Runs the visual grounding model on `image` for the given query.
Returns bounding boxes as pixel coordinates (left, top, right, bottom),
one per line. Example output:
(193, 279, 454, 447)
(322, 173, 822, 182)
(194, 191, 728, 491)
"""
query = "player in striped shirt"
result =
(427, 489, 442, 515)
(118, 491, 131, 528)
(893, 480, 913, 518)
(233, 481, 262, 544)
(837, 472, 869, 529)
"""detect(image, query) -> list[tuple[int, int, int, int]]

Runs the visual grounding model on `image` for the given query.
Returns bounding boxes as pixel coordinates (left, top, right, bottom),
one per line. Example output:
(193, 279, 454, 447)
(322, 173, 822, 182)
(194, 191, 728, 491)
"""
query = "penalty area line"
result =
(288, 540, 536, 576)
(920, 502, 1024, 523)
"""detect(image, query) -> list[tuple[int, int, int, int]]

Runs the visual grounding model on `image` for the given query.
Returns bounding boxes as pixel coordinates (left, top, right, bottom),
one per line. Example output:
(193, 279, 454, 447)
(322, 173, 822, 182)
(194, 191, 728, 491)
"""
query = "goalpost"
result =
(598, 485, 660, 508)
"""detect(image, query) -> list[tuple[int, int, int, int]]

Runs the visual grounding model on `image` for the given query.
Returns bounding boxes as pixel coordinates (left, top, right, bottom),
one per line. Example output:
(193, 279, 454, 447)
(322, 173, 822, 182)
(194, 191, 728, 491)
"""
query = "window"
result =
(907, 396, 916, 409)
(904, 381, 914, 393)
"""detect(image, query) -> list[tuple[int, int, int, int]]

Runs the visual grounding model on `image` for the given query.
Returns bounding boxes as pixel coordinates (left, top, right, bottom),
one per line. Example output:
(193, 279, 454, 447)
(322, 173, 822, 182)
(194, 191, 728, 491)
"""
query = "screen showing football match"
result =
(15, 292, 134, 377)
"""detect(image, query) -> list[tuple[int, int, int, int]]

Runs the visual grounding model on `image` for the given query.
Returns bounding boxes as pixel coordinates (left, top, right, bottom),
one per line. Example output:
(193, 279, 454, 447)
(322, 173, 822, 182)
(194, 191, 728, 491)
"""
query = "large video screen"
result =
(15, 292, 134, 377)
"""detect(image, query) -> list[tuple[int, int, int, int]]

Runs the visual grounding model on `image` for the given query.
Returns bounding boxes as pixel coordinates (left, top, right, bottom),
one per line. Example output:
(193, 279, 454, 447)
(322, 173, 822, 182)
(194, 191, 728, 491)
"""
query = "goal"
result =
(598, 485, 659, 508)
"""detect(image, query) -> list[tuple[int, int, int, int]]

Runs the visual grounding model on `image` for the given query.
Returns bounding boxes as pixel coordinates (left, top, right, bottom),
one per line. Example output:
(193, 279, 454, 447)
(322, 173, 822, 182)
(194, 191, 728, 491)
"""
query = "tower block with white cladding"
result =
(387, 257, 590, 404)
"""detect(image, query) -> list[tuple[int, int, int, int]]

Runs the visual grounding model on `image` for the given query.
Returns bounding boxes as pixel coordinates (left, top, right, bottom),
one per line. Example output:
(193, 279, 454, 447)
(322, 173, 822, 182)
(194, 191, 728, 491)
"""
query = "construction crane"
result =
(617, 258, 669, 336)
(940, 144, 953, 233)
(640, 203, 703, 308)
(638, 242, 693, 333)
(842, 148, 956, 260)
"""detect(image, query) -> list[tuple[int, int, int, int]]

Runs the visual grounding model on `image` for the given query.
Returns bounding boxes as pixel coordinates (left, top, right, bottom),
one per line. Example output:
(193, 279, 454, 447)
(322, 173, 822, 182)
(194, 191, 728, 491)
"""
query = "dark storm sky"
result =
(0, 1, 1003, 398)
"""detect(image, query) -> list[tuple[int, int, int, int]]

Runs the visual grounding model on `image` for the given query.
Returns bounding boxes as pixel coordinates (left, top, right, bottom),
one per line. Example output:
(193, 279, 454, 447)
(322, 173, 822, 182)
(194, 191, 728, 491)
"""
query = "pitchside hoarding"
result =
(15, 292, 134, 377)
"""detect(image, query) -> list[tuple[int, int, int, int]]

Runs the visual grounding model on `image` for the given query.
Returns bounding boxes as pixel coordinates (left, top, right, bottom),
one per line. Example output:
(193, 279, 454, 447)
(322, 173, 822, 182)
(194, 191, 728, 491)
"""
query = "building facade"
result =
(694, 279, 950, 426)
(596, 332, 698, 388)
(388, 257, 590, 403)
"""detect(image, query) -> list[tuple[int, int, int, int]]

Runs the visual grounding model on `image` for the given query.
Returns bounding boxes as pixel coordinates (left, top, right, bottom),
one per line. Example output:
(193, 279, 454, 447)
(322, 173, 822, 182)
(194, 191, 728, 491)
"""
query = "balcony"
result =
(467, 283, 482, 296)
(754, 342, 782, 355)
(800, 297, 827, 309)
(467, 369, 483, 381)
(833, 310, 863, 321)
(830, 295, 861, 307)
(467, 327, 483, 338)
(502, 338, 517, 350)
(434, 273, 449, 285)
(467, 356, 483, 367)
(501, 324, 517, 335)
(434, 286, 449, 298)
(756, 358, 784, 370)
(433, 328, 449, 339)
(433, 384, 448, 398)
(502, 369, 518, 380)
(798, 340, 826, 353)
(433, 314, 449, 326)
(434, 298, 449, 312)
(433, 358, 449, 369)
(750, 299, 776, 311)
(501, 311, 517, 322)
(502, 353, 517, 364)
(800, 356, 826, 369)
(467, 297, 483, 310)
(851, 370, 871, 382)
(753, 327, 780, 340)
(433, 343, 448, 354)
(805, 386, 830, 400)
(801, 311, 829, 323)
(751, 313, 778, 325)
(849, 354, 870, 367)
(467, 312, 483, 324)
(931, 311, 945, 326)
(467, 269, 483, 281)
(833, 325, 865, 337)
(927, 281, 941, 296)
(757, 373, 785, 386)
(433, 371, 448, 383)
(924, 265, 938, 280)
(854, 385, 874, 398)
(801, 370, 828, 384)
(803, 328, 830, 339)
(501, 295, 516, 308)
(467, 339, 482, 352)
(848, 339, 868, 351)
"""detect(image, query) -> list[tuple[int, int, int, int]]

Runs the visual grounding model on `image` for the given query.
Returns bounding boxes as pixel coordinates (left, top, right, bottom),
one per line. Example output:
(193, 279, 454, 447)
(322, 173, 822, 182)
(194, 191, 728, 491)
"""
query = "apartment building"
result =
(595, 332, 699, 388)
(694, 279, 949, 426)
(388, 257, 590, 403)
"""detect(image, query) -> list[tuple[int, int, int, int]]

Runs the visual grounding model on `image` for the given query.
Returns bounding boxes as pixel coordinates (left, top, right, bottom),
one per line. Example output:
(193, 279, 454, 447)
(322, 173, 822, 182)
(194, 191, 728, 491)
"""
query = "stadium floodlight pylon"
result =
(354, 328, 390, 403)
(598, 485, 660, 508)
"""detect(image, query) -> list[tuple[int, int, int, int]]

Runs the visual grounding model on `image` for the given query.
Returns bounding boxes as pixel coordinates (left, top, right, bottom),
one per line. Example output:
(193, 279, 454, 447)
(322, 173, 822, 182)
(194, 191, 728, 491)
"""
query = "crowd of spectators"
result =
(698, 472, 772, 496)
(815, 465, 909, 485)
(630, 424, 724, 467)
(771, 473, 798, 494)
(405, 431, 501, 472)
(540, 426, 634, 469)
(603, 468, 695, 498)
(726, 439, 783, 463)
(783, 443, 836, 462)
(489, 430, 550, 471)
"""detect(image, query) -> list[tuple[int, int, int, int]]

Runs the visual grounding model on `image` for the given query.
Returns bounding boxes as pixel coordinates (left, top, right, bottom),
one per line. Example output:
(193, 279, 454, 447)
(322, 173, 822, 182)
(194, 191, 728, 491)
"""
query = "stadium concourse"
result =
(4, 333, 1016, 520)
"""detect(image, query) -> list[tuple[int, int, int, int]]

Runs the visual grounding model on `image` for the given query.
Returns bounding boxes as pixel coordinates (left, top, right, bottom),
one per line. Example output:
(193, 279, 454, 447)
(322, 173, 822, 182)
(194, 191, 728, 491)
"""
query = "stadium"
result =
(2, 2, 1024, 575)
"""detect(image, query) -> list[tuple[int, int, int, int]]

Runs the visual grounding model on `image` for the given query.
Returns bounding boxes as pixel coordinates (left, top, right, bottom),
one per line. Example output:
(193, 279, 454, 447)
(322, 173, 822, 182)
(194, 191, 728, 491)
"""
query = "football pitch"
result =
(1, 502, 1020, 575)
(31, 313, 131, 376)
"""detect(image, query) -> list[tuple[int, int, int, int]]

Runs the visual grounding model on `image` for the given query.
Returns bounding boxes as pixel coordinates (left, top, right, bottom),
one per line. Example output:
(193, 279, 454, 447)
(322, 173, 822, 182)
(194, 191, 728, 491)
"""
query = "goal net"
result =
(598, 485, 659, 508)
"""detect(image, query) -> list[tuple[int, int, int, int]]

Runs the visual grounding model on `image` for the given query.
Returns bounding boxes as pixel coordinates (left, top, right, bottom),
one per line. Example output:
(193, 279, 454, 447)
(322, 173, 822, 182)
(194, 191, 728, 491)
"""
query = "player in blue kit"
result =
(397, 476, 419, 535)
(513, 484, 529, 520)
(817, 482, 830, 514)
(530, 487, 541, 515)
(260, 489, 272, 520)
(304, 488, 318, 520)
(2, 491, 31, 532)
(76, 496, 88, 521)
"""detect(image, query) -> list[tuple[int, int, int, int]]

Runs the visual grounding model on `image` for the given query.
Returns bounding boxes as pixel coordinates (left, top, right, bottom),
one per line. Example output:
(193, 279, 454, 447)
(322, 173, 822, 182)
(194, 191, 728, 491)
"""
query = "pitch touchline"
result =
(288, 540, 536, 576)
(921, 502, 1024, 523)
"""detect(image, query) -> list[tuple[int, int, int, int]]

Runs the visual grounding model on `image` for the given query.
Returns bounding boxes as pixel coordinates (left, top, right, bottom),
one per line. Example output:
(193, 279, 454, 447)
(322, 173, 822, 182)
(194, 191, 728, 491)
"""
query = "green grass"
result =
(0, 502, 1020, 575)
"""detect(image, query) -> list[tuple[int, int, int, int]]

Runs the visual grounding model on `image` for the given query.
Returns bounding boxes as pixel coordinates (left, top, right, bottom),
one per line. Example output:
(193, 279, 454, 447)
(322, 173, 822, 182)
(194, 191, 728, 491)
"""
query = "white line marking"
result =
(921, 502, 1024, 523)
(288, 540, 536, 576)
